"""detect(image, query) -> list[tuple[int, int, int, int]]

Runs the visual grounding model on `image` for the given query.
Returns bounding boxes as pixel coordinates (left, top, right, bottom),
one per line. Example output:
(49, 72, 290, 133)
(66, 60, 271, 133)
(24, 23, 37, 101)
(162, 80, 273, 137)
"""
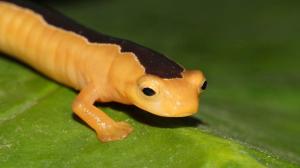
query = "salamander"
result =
(0, 0, 207, 142)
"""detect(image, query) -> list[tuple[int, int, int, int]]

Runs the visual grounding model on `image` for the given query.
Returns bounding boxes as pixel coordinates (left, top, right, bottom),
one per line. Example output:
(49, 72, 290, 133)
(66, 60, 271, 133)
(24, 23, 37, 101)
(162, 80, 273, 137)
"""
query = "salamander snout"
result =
(183, 70, 206, 94)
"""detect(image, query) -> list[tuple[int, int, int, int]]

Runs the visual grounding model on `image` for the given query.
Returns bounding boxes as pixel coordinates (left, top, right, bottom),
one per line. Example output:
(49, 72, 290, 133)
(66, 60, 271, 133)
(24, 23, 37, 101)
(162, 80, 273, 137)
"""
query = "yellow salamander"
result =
(0, 0, 207, 142)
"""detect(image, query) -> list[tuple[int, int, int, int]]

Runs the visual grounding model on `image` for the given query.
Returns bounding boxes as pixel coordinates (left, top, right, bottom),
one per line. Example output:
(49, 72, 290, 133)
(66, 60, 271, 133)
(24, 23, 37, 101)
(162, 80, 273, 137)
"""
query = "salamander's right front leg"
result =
(72, 85, 133, 142)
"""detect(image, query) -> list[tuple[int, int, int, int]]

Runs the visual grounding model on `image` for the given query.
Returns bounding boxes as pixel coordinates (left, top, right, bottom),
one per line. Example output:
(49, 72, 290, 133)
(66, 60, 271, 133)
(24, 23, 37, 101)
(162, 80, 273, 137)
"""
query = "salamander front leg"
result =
(72, 85, 133, 142)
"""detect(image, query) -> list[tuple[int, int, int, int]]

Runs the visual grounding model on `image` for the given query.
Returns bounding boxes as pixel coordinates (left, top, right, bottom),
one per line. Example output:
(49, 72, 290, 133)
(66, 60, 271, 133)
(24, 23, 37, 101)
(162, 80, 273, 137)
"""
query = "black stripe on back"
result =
(3, 0, 184, 78)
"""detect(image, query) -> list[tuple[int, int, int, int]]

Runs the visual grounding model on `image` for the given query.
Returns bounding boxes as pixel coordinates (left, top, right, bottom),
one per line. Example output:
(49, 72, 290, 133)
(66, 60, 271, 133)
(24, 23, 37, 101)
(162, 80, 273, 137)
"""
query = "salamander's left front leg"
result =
(72, 85, 133, 142)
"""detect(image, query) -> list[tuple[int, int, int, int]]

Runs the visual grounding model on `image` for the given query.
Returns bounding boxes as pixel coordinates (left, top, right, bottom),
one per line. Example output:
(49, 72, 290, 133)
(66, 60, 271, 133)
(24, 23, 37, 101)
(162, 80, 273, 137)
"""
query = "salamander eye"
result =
(201, 81, 208, 90)
(142, 87, 156, 96)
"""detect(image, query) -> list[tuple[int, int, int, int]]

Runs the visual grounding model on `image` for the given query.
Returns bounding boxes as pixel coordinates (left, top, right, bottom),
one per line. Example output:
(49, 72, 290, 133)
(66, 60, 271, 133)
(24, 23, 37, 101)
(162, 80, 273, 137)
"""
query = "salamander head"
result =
(126, 70, 206, 117)
(108, 43, 206, 117)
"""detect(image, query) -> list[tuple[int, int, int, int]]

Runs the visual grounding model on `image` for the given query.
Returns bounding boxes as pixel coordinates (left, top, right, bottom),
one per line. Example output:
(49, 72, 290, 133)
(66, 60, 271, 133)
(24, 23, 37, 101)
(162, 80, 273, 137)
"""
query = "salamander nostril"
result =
(201, 81, 208, 90)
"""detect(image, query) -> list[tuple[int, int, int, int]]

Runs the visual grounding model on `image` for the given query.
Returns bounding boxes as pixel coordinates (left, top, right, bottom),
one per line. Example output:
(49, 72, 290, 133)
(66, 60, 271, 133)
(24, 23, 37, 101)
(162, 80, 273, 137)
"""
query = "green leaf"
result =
(1, 0, 300, 167)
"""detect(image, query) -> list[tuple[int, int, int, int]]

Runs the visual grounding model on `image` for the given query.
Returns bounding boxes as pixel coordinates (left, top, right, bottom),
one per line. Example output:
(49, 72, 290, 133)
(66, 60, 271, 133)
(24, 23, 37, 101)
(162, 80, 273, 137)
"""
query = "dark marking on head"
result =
(4, 0, 184, 78)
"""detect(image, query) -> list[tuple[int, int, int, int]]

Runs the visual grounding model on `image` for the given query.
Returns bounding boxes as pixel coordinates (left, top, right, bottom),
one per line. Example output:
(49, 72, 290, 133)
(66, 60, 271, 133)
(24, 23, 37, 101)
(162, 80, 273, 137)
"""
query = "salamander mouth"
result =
(158, 111, 197, 117)
(141, 107, 197, 118)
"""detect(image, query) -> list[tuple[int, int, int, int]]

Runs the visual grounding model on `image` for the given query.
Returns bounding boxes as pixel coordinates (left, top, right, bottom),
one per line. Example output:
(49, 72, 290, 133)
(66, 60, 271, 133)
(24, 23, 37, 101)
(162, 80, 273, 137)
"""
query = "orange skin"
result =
(0, 2, 206, 142)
